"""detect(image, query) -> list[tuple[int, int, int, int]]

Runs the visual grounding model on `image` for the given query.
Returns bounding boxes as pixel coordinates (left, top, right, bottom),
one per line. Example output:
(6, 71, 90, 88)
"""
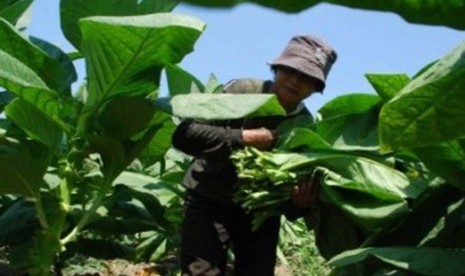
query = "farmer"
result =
(172, 35, 337, 275)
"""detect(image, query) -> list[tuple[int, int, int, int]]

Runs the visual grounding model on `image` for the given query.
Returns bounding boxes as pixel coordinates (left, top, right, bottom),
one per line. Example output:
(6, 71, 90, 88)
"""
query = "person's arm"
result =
(172, 120, 242, 159)
(172, 78, 277, 159)
(172, 120, 276, 159)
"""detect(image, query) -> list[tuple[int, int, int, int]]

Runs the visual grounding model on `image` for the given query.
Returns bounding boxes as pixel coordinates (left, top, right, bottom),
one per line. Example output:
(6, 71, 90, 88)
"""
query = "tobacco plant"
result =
(0, 0, 205, 273)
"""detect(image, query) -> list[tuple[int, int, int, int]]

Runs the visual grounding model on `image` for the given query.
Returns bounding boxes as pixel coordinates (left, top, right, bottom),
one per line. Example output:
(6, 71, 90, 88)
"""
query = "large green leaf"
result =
(98, 97, 156, 141)
(0, 49, 58, 116)
(328, 247, 465, 275)
(136, 111, 176, 166)
(0, 19, 71, 130)
(363, 180, 463, 247)
(112, 184, 170, 230)
(5, 99, 63, 148)
(113, 171, 180, 205)
(317, 93, 381, 119)
(413, 140, 465, 191)
(0, 18, 73, 95)
(165, 63, 204, 96)
(0, 0, 33, 28)
(80, 13, 205, 112)
(380, 42, 465, 152)
(365, 74, 410, 101)
(310, 203, 362, 260)
(236, 148, 423, 232)
(154, 93, 285, 120)
(182, 0, 465, 30)
(60, 0, 180, 50)
(0, 0, 15, 11)
(89, 112, 176, 182)
(313, 105, 380, 151)
(138, 0, 180, 14)
(29, 36, 77, 95)
(282, 154, 423, 228)
(276, 127, 331, 152)
(0, 143, 49, 197)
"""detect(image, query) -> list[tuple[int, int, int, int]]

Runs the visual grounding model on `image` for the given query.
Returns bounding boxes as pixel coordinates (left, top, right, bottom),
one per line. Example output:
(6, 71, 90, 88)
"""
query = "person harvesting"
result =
(172, 35, 337, 275)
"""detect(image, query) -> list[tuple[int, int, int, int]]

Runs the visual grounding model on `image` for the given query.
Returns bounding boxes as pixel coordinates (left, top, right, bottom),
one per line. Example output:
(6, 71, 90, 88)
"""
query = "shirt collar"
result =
(287, 103, 305, 115)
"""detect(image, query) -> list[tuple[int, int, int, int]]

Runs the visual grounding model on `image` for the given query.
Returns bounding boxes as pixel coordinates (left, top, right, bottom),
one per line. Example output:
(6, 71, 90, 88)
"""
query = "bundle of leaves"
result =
(231, 129, 424, 233)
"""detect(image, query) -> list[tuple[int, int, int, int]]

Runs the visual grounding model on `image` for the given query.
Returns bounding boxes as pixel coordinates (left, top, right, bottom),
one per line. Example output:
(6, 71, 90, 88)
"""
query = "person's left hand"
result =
(291, 174, 320, 209)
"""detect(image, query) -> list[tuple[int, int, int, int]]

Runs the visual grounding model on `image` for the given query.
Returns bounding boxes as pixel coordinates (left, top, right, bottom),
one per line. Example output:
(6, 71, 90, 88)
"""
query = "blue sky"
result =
(28, 1, 464, 113)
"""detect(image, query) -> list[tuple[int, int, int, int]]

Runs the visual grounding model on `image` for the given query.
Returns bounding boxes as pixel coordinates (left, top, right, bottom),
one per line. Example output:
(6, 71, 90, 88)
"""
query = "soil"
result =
(0, 258, 173, 276)
(0, 255, 292, 276)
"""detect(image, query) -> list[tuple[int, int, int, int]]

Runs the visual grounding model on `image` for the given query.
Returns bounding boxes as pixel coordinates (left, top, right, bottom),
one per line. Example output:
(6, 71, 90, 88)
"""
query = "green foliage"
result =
(328, 247, 465, 275)
(232, 137, 424, 232)
(0, 0, 464, 275)
(0, 0, 33, 30)
(154, 93, 286, 120)
(379, 42, 465, 153)
(279, 219, 330, 275)
(0, 0, 206, 273)
(181, 0, 465, 30)
(60, 0, 181, 50)
(365, 74, 410, 101)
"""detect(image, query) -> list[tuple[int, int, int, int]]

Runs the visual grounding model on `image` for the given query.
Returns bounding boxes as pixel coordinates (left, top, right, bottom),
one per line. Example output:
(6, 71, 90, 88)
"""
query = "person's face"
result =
(273, 66, 318, 113)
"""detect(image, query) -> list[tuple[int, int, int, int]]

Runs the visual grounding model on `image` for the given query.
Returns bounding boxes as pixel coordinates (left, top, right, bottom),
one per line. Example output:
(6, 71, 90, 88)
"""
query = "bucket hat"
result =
(269, 35, 337, 92)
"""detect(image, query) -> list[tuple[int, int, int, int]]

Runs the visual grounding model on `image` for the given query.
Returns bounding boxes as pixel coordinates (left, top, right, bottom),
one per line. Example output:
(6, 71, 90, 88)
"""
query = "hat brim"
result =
(268, 58, 326, 92)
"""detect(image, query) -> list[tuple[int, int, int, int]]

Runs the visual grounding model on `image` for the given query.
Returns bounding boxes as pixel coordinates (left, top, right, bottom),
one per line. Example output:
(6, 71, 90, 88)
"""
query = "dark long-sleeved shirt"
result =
(172, 78, 310, 203)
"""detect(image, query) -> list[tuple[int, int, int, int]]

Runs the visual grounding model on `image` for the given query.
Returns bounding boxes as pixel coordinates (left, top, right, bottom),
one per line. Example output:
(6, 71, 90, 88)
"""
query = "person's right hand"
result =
(241, 128, 277, 150)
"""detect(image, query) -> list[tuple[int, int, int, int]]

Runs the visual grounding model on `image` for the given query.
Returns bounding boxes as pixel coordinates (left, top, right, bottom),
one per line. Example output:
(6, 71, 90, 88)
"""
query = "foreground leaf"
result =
(154, 93, 285, 120)
(182, 0, 465, 30)
(317, 93, 380, 120)
(165, 63, 204, 96)
(0, 144, 48, 197)
(365, 74, 410, 101)
(0, 18, 70, 130)
(413, 140, 465, 191)
(380, 42, 465, 152)
(80, 13, 205, 112)
(0, 0, 33, 28)
(60, 0, 180, 50)
(233, 147, 421, 232)
(328, 247, 465, 275)
(5, 99, 63, 148)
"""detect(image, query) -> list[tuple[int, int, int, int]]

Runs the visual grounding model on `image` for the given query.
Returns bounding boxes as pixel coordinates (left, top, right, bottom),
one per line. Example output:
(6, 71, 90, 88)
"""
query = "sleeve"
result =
(171, 119, 244, 159)
(172, 78, 266, 159)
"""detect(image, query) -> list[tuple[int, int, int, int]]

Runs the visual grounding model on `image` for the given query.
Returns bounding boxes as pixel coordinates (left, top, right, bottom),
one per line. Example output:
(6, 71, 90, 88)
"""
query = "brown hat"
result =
(269, 35, 337, 92)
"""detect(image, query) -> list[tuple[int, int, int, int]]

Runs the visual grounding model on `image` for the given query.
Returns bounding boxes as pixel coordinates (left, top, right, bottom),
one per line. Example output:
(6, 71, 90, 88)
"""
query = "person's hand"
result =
(291, 174, 320, 209)
(241, 128, 277, 150)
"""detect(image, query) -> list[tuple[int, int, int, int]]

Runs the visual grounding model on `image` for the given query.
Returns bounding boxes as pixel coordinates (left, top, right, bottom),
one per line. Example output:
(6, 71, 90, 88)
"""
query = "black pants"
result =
(181, 191, 281, 276)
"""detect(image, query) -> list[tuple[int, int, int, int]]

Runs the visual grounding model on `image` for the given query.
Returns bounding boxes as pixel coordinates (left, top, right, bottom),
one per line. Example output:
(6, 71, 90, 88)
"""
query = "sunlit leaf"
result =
(380, 42, 465, 152)
(5, 99, 63, 148)
(80, 13, 205, 112)
(154, 93, 285, 120)
(165, 63, 204, 96)
(60, 0, 180, 50)
(0, 0, 33, 28)
(318, 93, 380, 119)
(365, 74, 410, 101)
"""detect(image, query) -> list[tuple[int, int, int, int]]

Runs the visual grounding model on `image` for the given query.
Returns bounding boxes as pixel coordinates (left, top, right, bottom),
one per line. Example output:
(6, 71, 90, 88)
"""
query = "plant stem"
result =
(60, 178, 112, 245)
(34, 195, 50, 229)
